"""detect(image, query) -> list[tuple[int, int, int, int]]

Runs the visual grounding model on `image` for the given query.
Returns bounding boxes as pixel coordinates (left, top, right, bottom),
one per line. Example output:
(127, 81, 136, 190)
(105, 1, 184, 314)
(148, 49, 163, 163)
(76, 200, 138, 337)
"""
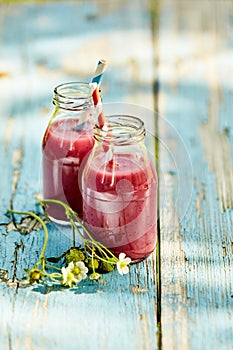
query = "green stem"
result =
(42, 271, 62, 283)
(92, 253, 116, 265)
(84, 238, 116, 261)
(71, 224, 75, 248)
(41, 199, 90, 241)
(40, 199, 118, 261)
(8, 209, 48, 266)
(40, 199, 86, 242)
(45, 263, 62, 271)
(91, 249, 96, 273)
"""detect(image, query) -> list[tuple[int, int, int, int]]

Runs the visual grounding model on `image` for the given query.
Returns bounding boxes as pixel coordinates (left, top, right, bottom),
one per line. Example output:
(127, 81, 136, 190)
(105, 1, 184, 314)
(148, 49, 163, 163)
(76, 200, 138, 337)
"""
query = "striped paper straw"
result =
(91, 59, 107, 86)
(90, 82, 105, 128)
(91, 60, 114, 167)
(76, 60, 107, 130)
(90, 82, 114, 168)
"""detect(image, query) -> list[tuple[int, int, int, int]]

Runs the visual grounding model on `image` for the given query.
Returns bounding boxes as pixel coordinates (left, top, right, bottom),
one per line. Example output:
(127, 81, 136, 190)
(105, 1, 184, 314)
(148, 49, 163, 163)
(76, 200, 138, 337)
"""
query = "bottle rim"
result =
(53, 82, 93, 110)
(94, 115, 146, 145)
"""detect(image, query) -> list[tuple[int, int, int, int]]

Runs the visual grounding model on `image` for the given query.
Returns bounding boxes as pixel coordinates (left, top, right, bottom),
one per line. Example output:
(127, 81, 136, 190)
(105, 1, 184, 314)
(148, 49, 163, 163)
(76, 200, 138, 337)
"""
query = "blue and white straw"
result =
(76, 60, 107, 130)
(91, 59, 107, 86)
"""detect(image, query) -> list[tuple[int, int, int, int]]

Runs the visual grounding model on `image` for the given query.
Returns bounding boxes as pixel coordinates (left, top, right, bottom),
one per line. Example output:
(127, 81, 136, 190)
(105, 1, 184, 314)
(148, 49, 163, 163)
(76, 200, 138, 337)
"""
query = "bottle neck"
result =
(52, 82, 93, 111)
(94, 115, 146, 146)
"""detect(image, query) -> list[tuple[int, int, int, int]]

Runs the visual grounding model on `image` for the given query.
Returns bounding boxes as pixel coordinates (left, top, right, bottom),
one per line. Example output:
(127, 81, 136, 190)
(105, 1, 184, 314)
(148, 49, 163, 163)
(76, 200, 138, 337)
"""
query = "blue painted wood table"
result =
(0, 1, 233, 349)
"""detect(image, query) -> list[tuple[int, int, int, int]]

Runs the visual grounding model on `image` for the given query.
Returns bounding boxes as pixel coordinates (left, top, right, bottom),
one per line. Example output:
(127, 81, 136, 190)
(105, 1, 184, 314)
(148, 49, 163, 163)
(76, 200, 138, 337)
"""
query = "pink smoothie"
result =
(42, 118, 94, 221)
(82, 153, 157, 260)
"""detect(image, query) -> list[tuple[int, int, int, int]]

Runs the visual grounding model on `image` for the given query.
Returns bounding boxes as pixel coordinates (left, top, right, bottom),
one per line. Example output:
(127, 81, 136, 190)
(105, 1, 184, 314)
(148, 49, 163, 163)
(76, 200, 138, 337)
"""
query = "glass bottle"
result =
(42, 82, 95, 223)
(81, 115, 158, 261)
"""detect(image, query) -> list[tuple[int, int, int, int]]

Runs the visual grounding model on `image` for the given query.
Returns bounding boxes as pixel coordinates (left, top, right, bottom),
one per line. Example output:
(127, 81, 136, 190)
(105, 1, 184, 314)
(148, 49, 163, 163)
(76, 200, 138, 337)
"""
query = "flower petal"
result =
(117, 262, 123, 275)
(122, 266, 129, 274)
(119, 253, 126, 261)
(76, 275, 82, 283)
(68, 261, 74, 269)
(75, 261, 83, 268)
(61, 267, 68, 282)
(76, 261, 88, 273)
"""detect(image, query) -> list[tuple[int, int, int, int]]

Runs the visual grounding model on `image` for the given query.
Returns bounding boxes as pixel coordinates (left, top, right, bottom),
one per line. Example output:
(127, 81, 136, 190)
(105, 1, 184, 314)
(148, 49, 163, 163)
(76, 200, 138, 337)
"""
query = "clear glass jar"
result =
(81, 115, 158, 261)
(42, 82, 95, 223)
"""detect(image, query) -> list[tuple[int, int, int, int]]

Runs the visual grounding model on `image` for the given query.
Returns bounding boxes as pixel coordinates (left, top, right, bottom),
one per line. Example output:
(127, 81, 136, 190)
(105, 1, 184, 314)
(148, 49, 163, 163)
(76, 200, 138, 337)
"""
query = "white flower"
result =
(62, 261, 88, 287)
(117, 253, 131, 275)
(62, 266, 77, 287)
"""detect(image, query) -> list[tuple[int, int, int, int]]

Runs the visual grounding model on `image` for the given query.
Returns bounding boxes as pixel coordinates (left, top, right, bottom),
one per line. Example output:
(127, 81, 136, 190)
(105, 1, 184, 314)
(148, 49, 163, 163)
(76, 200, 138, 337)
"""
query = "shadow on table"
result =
(32, 279, 106, 295)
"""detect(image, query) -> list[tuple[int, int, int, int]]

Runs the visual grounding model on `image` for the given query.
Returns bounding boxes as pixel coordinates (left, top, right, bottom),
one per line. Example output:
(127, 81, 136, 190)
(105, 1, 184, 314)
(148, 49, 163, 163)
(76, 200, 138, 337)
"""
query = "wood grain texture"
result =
(1, 0, 233, 349)
(158, 1, 233, 349)
(0, 1, 158, 350)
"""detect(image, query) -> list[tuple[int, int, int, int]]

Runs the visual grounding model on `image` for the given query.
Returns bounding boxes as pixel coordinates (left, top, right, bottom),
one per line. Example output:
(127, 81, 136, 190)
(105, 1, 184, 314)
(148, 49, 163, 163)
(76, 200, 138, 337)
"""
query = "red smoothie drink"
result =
(42, 118, 94, 221)
(82, 152, 157, 261)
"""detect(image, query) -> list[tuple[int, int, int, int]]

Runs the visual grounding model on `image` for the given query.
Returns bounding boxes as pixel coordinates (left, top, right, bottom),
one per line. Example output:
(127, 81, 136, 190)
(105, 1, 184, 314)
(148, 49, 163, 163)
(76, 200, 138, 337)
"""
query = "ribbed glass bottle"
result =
(42, 82, 95, 223)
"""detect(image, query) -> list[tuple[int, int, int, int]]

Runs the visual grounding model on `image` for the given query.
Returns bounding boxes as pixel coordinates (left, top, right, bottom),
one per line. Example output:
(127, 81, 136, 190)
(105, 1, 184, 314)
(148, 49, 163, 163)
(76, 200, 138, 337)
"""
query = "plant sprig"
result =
(7, 199, 131, 288)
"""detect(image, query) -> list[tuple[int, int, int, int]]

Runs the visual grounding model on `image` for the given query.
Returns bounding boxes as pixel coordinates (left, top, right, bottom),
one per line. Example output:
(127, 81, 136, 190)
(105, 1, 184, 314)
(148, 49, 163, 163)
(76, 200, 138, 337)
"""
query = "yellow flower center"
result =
(72, 266, 81, 276)
(67, 272, 75, 282)
(120, 261, 127, 269)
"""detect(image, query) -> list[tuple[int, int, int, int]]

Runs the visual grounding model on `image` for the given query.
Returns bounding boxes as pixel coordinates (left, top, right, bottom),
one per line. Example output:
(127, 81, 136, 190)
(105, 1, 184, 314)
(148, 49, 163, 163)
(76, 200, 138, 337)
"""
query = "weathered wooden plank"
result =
(0, 1, 158, 350)
(0, 256, 157, 350)
(158, 1, 233, 349)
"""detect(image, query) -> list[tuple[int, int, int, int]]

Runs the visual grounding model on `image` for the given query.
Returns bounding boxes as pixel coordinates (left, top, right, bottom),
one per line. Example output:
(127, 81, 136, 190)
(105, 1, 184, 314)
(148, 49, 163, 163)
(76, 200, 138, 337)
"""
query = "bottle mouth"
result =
(53, 82, 93, 110)
(94, 115, 145, 145)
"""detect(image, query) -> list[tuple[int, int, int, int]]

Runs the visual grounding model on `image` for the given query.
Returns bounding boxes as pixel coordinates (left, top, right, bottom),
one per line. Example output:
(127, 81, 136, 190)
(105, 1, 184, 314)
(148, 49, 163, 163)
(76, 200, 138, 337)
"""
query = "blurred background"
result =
(0, 1, 233, 349)
(1, 0, 232, 215)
